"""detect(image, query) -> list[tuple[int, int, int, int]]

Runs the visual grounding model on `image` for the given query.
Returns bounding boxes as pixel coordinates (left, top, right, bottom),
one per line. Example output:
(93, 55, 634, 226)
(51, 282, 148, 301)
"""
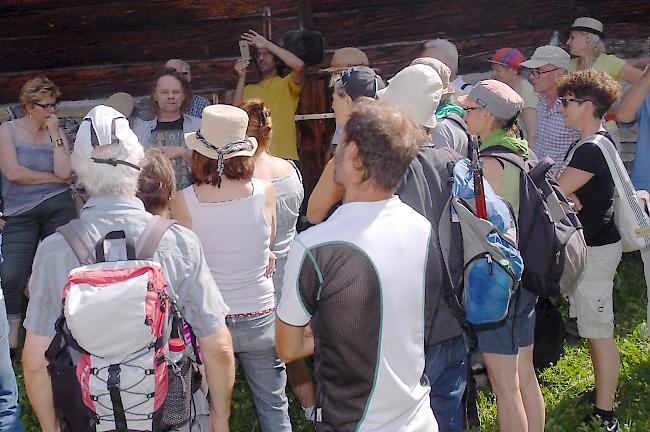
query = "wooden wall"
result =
(1, 0, 648, 201)
(1, 0, 648, 103)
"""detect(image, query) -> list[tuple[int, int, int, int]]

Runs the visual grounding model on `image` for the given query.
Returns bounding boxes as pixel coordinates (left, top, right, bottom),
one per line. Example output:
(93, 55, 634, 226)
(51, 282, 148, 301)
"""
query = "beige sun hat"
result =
(320, 47, 370, 73)
(410, 57, 454, 95)
(376, 64, 443, 128)
(185, 105, 257, 161)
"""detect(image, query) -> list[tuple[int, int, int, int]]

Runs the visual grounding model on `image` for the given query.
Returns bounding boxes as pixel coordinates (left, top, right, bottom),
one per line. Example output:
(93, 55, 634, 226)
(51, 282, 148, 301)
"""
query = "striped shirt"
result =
(535, 95, 580, 174)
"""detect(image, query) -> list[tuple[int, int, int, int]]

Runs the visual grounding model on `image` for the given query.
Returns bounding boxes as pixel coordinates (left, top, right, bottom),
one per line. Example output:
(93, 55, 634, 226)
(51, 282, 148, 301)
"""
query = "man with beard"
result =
(233, 30, 305, 162)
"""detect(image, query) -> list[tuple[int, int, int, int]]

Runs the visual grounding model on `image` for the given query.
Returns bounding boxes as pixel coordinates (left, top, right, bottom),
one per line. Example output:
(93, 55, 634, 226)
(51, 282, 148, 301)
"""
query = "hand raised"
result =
(234, 58, 250, 78)
(241, 30, 269, 50)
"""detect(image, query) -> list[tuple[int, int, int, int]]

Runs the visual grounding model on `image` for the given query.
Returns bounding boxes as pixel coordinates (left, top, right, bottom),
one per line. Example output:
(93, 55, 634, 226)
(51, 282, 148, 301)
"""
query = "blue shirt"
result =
(629, 94, 650, 191)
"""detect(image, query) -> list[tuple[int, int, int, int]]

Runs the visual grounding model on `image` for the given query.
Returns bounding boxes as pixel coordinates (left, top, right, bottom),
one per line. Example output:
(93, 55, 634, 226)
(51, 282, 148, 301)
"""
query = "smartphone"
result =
(239, 40, 251, 60)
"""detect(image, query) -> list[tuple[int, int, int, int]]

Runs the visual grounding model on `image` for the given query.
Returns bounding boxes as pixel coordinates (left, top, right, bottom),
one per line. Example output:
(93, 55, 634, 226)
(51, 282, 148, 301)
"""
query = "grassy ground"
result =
(475, 251, 650, 432)
(14, 252, 648, 431)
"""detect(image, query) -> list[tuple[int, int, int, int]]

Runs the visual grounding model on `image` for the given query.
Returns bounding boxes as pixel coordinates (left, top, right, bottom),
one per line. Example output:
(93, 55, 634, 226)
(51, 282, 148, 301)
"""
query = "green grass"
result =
(14, 253, 649, 431)
(475, 251, 650, 432)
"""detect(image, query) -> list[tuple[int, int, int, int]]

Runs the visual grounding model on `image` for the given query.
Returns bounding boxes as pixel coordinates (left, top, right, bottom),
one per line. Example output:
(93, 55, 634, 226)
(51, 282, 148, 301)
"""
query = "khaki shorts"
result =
(569, 241, 622, 339)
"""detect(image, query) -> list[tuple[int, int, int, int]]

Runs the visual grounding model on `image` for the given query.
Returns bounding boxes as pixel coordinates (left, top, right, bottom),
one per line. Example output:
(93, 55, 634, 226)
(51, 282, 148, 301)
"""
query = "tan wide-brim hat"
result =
(185, 105, 257, 160)
(410, 57, 454, 95)
(320, 47, 370, 73)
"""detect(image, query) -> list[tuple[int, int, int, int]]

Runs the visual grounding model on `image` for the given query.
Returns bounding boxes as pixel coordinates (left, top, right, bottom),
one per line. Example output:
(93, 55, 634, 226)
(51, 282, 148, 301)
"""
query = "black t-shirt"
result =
(567, 133, 620, 246)
(154, 117, 184, 131)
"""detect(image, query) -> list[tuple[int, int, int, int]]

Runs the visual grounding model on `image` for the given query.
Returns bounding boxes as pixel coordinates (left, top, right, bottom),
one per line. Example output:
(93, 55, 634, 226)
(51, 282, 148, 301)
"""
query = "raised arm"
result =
(0, 122, 67, 185)
(46, 116, 71, 180)
(616, 66, 650, 124)
(242, 30, 306, 85)
(232, 58, 249, 107)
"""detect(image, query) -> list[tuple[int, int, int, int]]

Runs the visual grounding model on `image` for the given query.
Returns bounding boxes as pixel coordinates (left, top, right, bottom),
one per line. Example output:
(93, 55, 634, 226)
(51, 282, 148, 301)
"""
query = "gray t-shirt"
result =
(429, 115, 469, 158)
(24, 195, 229, 338)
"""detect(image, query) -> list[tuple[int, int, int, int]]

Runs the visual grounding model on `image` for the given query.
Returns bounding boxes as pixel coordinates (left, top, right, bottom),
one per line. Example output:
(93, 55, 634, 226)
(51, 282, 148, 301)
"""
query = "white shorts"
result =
(569, 241, 622, 339)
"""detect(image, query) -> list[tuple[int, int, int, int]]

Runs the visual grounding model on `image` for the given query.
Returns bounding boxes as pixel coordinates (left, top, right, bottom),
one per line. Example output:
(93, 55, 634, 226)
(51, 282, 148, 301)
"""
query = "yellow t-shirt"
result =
(244, 74, 303, 160)
(569, 54, 626, 81)
(516, 78, 538, 110)
(515, 78, 538, 142)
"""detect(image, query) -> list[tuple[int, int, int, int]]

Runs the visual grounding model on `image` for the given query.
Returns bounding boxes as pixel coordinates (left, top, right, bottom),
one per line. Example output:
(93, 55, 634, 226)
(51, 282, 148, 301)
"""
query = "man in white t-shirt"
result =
(276, 99, 439, 432)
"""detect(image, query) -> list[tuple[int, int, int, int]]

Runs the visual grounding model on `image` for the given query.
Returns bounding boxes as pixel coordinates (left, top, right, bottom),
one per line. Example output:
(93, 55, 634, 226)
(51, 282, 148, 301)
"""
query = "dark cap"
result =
(338, 66, 384, 101)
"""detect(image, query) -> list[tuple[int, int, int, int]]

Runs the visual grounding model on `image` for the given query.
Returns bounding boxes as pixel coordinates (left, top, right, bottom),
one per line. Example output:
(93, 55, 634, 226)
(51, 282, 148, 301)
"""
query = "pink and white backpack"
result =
(46, 216, 198, 432)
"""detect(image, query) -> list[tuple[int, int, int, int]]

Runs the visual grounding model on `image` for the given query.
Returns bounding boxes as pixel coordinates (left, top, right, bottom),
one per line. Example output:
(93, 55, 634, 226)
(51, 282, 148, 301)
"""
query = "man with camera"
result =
(233, 30, 305, 162)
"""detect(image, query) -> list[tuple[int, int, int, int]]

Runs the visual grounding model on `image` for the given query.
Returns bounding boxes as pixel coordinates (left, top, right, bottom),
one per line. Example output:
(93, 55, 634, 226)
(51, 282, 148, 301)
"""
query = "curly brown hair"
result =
(556, 69, 620, 119)
(341, 99, 426, 192)
(137, 148, 176, 215)
(239, 99, 272, 155)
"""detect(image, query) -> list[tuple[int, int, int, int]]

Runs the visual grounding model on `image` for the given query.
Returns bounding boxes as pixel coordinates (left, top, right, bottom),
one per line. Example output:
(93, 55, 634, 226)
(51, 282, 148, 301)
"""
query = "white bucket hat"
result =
(376, 64, 443, 128)
(74, 105, 143, 170)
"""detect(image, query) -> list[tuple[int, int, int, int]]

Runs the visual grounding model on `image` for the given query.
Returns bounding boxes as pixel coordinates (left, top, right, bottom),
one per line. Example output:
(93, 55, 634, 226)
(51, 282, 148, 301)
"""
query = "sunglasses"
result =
(33, 101, 58, 110)
(559, 97, 590, 107)
(463, 107, 479, 113)
(530, 68, 560, 78)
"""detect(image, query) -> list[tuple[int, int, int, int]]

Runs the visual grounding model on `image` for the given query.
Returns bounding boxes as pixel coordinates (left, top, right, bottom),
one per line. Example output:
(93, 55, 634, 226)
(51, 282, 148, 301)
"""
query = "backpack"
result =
(565, 133, 650, 252)
(46, 216, 200, 432)
(438, 155, 524, 327)
(481, 147, 587, 297)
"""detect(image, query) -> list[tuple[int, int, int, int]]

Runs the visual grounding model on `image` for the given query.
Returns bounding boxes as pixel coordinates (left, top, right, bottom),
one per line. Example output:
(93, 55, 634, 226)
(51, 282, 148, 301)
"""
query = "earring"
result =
(29, 114, 32, 119)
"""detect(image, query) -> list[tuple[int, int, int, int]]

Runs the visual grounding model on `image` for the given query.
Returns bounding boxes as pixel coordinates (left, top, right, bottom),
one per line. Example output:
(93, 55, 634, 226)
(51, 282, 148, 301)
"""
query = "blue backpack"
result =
(438, 158, 524, 326)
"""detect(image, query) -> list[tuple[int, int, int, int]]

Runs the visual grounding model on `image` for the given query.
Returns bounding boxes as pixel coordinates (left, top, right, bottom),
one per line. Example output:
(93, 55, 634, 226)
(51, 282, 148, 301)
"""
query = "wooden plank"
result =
(0, 29, 646, 105)
(0, 1, 298, 38)
(0, 15, 300, 73)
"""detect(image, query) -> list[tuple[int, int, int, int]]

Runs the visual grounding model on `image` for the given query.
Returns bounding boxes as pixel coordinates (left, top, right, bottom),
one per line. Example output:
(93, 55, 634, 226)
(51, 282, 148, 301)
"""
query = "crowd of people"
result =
(0, 14, 648, 432)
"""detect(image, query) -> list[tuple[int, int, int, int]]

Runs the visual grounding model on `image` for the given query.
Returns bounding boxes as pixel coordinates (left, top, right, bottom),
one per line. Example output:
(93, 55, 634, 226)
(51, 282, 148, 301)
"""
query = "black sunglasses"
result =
(530, 68, 560, 78)
(559, 96, 591, 107)
(33, 101, 58, 110)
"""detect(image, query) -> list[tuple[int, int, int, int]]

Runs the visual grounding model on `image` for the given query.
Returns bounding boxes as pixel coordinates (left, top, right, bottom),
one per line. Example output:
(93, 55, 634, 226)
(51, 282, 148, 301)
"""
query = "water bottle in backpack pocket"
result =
(439, 158, 524, 328)
(453, 200, 523, 325)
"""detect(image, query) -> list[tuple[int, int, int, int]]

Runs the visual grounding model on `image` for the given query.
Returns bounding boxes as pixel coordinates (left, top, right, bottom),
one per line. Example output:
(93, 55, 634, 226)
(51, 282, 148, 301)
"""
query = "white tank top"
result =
(182, 178, 274, 314)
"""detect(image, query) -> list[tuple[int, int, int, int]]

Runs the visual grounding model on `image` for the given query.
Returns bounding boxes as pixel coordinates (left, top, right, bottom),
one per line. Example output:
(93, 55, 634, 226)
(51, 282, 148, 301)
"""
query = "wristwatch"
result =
(52, 138, 65, 149)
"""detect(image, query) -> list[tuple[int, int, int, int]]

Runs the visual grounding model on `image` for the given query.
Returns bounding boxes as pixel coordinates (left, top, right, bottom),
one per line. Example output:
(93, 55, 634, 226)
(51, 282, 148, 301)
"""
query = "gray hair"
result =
(72, 146, 144, 197)
(422, 39, 459, 77)
(165, 58, 191, 72)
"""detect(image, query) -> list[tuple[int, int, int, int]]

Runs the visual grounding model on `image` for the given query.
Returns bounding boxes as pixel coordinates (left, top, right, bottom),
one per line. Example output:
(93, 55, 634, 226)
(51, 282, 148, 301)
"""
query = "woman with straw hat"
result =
(170, 104, 291, 431)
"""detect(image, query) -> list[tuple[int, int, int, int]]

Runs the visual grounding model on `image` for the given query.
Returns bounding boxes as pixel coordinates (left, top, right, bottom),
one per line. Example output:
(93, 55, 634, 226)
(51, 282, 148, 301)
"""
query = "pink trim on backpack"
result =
(76, 354, 95, 411)
(145, 268, 168, 339)
(153, 346, 169, 411)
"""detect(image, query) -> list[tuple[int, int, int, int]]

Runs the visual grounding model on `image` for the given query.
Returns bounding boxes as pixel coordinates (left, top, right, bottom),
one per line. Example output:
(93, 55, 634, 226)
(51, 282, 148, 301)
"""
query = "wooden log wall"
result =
(1, 0, 648, 103)
(1, 0, 648, 203)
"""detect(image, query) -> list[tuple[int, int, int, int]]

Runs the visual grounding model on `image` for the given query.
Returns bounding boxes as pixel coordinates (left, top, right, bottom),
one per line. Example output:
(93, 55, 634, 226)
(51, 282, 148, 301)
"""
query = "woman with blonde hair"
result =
(567, 17, 642, 84)
(0, 77, 76, 359)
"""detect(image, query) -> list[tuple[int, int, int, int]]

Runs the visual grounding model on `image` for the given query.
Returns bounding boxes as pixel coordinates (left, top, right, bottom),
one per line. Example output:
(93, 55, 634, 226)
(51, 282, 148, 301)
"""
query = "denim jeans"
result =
(226, 312, 291, 432)
(1, 191, 76, 318)
(425, 334, 468, 432)
(0, 293, 24, 431)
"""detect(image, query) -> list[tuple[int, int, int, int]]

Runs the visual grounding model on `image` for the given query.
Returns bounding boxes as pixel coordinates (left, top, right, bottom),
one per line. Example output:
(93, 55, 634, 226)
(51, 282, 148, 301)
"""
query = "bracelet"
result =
(52, 138, 64, 149)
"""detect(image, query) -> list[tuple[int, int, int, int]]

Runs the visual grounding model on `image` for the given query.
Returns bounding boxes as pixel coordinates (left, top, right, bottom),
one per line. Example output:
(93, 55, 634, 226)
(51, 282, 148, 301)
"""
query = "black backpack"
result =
(480, 147, 587, 297)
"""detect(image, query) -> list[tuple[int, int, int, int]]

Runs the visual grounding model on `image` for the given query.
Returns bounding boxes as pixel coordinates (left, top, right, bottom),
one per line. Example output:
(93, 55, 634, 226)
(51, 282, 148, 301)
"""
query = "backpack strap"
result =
(136, 215, 177, 260)
(56, 219, 97, 265)
(479, 146, 526, 171)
